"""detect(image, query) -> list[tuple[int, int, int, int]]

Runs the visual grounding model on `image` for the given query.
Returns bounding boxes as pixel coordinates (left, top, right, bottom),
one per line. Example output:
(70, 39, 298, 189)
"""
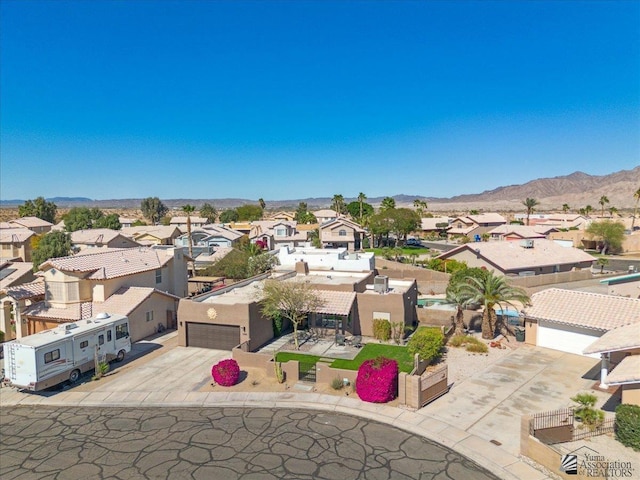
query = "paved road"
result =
(1, 406, 501, 480)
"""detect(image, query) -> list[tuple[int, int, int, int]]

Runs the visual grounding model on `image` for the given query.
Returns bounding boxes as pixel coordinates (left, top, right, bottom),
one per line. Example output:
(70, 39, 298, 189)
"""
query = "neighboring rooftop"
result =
(524, 288, 640, 331)
(583, 322, 640, 355)
(605, 355, 640, 385)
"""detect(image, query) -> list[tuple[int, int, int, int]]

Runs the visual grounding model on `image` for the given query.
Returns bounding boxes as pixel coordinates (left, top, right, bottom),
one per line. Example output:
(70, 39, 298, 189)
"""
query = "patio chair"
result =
(335, 334, 346, 346)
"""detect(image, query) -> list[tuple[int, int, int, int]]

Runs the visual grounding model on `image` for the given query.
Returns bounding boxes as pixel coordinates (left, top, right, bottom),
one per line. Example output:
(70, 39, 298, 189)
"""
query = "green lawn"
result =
(275, 352, 322, 373)
(330, 343, 414, 373)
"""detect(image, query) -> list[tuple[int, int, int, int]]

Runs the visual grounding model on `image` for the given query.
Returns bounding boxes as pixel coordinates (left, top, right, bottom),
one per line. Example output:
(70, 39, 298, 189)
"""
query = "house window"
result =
(107, 330, 112, 342)
(44, 349, 60, 364)
(155, 269, 162, 284)
(116, 324, 129, 340)
(146, 311, 154, 322)
(80, 341, 89, 349)
(339, 229, 347, 237)
(275, 228, 286, 237)
(98, 334, 104, 346)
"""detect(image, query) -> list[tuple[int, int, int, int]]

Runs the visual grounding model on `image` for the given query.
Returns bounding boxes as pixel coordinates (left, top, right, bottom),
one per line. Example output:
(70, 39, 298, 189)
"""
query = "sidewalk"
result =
(0, 387, 551, 480)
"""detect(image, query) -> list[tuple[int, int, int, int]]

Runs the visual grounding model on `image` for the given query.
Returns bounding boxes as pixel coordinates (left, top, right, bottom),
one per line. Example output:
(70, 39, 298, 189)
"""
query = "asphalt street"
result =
(1, 406, 501, 480)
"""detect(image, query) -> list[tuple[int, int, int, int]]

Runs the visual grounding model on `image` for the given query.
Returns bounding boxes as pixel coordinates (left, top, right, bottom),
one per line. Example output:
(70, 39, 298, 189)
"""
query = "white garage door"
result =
(537, 320, 602, 358)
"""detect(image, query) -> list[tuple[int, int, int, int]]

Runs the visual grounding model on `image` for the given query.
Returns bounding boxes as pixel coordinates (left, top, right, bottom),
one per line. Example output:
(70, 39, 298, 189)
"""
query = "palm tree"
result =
(357, 192, 367, 223)
(562, 203, 570, 214)
(459, 272, 530, 339)
(522, 198, 539, 226)
(608, 206, 618, 217)
(182, 204, 196, 277)
(632, 188, 640, 230)
(258, 198, 266, 210)
(446, 285, 469, 336)
(380, 197, 396, 211)
(599, 195, 609, 218)
(331, 194, 345, 216)
(413, 199, 428, 217)
(585, 205, 593, 217)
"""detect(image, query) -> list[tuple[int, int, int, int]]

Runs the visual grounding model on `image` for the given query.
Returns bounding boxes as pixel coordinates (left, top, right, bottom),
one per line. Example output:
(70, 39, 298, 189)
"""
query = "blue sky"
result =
(1, 0, 638, 201)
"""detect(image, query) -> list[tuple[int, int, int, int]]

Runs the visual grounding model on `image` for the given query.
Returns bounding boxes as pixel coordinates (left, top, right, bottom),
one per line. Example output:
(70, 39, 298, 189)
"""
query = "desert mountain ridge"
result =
(1, 167, 638, 212)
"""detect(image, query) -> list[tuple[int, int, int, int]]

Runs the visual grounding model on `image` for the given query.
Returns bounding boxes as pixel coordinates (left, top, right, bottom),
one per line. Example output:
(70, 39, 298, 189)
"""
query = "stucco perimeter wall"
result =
(316, 363, 358, 387)
(375, 259, 450, 294)
(508, 269, 593, 289)
(622, 383, 640, 406)
(520, 415, 610, 480)
(417, 308, 480, 329)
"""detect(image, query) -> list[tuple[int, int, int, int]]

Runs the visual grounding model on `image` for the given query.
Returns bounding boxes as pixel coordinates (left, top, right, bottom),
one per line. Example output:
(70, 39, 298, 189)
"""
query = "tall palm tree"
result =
(357, 192, 367, 224)
(331, 194, 345, 216)
(182, 204, 196, 277)
(380, 197, 396, 211)
(632, 188, 640, 230)
(522, 198, 539, 226)
(459, 272, 530, 339)
(413, 199, 428, 217)
(608, 206, 618, 217)
(585, 205, 593, 217)
(258, 198, 266, 210)
(599, 195, 609, 218)
(562, 203, 570, 214)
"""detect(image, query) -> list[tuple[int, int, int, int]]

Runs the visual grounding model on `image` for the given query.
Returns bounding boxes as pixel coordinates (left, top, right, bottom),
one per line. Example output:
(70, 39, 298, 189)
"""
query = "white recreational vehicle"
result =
(3, 313, 131, 391)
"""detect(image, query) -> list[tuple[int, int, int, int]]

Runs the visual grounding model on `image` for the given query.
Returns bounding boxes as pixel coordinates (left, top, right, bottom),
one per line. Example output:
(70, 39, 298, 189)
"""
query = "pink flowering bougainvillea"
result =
(211, 359, 240, 387)
(355, 357, 398, 403)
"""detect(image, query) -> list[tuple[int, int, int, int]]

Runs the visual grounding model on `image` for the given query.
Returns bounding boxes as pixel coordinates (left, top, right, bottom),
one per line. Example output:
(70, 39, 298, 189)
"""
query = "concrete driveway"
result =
(423, 345, 605, 455)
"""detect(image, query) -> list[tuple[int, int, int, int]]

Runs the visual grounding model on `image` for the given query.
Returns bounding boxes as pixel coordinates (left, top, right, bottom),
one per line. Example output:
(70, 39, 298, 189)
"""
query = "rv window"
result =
(44, 349, 60, 364)
(98, 335, 104, 346)
(80, 341, 89, 349)
(116, 324, 129, 340)
(107, 330, 112, 342)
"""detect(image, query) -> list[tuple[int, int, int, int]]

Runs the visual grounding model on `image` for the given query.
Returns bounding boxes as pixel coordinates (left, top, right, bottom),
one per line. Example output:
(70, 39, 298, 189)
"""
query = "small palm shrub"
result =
(615, 404, 640, 451)
(211, 359, 240, 387)
(356, 357, 398, 403)
(330, 377, 344, 390)
(571, 393, 604, 430)
(373, 319, 391, 341)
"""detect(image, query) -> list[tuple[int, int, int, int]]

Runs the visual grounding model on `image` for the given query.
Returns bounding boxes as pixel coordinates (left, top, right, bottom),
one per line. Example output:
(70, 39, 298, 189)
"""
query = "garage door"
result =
(186, 322, 240, 350)
(536, 320, 601, 358)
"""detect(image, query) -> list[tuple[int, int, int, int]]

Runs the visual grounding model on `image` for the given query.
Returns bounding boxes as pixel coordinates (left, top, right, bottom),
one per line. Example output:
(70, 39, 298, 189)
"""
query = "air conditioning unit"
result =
(520, 239, 534, 249)
(374, 275, 389, 294)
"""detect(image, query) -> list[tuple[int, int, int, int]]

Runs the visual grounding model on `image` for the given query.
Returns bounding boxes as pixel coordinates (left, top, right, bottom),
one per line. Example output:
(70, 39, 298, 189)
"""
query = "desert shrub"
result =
(330, 377, 344, 390)
(572, 393, 604, 430)
(373, 319, 391, 341)
(465, 342, 488, 353)
(407, 328, 444, 363)
(356, 357, 398, 403)
(615, 404, 640, 451)
(211, 359, 240, 387)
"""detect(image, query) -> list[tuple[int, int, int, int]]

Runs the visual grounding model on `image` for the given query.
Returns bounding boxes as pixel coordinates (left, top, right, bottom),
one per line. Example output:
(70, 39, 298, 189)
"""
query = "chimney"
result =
(295, 261, 309, 275)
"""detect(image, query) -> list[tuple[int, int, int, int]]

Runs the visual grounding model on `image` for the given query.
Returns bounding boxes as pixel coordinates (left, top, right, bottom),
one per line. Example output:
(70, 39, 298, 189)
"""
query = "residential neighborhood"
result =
(1, 192, 640, 480)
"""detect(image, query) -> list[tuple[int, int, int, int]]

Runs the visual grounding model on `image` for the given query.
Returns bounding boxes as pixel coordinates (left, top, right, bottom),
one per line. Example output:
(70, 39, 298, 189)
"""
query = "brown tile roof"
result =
(313, 290, 356, 316)
(0, 228, 36, 244)
(9, 217, 53, 228)
(3, 280, 45, 300)
(23, 301, 87, 321)
(0, 262, 35, 290)
(97, 286, 179, 315)
(583, 322, 640, 354)
(70, 228, 130, 244)
(488, 225, 547, 239)
(120, 225, 181, 240)
(524, 288, 640, 331)
(605, 355, 640, 385)
(40, 247, 173, 279)
(439, 239, 595, 271)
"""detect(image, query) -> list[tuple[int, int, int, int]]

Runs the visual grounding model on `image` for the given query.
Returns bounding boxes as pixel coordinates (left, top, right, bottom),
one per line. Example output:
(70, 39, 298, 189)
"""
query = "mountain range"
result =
(1, 167, 638, 212)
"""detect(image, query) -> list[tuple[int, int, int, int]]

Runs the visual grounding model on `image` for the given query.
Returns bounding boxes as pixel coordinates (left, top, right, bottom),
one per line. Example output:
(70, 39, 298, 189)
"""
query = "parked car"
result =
(406, 238, 422, 247)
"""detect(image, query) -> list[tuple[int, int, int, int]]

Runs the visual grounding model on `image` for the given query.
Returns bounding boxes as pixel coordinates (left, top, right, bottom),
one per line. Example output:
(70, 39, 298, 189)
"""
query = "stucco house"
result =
(177, 267, 417, 351)
(265, 211, 295, 222)
(170, 216, 210, 231)
(0, 261, 40, 339)
(319, 218, 366, 251)
(0, 228, 36, 262)
(446, 213, 506, 239)
(175, 226, 244, 252)
(250, 221, 308, 250)
(420, 217, 452, 236)
(70, 228, 141, 251)
(583, 322, 640, 406)
(313, 209, 339, 224)
(8, 217, 54, 234)
(522, 289, 640, 358)
(436, 239, 594, 276)
(0, 281, 45, 341)
(277, 246, 374, 272)
(488, 225, 556, 242)
(21, 246, 188, 341)
(120, 225, 182, 246)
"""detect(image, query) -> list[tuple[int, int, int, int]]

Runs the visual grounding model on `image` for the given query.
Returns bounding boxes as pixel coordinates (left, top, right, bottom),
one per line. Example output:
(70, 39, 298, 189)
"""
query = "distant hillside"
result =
(1, 167, 638, 212)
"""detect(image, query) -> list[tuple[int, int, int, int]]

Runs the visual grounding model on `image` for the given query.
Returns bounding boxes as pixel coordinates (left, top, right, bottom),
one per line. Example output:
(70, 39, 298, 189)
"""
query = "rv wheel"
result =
(69, 369, 81, 384)
(116, 350, 126, 362)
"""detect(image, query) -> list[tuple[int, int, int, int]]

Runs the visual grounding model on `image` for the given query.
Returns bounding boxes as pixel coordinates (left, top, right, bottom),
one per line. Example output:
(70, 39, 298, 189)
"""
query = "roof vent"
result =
(95, 312, 110, 320)
(520, 239, 534, 249)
